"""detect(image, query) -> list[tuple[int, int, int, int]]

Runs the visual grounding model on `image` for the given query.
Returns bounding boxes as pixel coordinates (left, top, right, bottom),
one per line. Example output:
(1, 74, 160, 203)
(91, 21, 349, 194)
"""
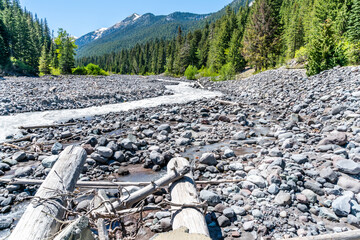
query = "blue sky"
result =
(19, 0, 233, 38)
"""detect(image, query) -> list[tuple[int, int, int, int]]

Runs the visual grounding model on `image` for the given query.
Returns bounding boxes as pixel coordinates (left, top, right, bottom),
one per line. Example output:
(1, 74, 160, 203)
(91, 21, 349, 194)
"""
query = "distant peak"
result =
(125, 13, 142, 21)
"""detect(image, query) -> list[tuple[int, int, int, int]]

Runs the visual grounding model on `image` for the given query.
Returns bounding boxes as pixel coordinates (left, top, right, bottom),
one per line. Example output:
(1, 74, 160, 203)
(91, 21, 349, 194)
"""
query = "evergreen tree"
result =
(307, 19, 346, 76)
(228, 29, 246, 72)
(348, 0, 360, 41)
(56, 29, 76, 74)
(39, 44, 50, 74)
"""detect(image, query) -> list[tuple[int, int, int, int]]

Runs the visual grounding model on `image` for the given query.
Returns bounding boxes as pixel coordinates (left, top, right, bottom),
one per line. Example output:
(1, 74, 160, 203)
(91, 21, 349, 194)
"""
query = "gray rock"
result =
(97, 146, 113, 158)
(159, 218, 171, 230)
(51, 142, 63, 154)
(231, 206, 246, 216)
(319, 207, 339, 221)
(157, 124, 171, 133)
(243, 221, 254, 231)
(14, 166, 33, 177)
(200, 190, 221, 206)
(301, 189, 317, 203)
(319, 131, 348, 146)
(12, 151, 26, 161)
(291, 154, 308, 164)
(2, 158, 17, 166)
(121, 139, 137, 151)
(217, 215, 231, 227)
(338, 176, 360, 193)
(113, 151, 125, 162)
(0, 163, 10, 172)
(223, 208, 235, 218)
(155, 211, 171, 220)
(0, 218, 12, 230)
(143, 129, 154, 137)
(181, 131, 192, 139)
(304, 181, 324, 196)
(176, 137, 191, 146)
(335, 159, 360, 175)
(252, 209, 263, 218)
(150, 151, 165, 166)
(246, 175, 266, 188)
(42, 155, 59, 168)
(60, 130, 72, 139)
(332, 195, 352, 217)
(90, 152, 107, 164)
(268, 184, 280, 195)
(228, 162, 243, 171)
(199, 153, 217, 166)
(224, 148, 235, 158)
(320, 167, 338, 183)
(232, 132, 246, 140)
(274, 192, 292, 206)
(331, 105, 344, 115)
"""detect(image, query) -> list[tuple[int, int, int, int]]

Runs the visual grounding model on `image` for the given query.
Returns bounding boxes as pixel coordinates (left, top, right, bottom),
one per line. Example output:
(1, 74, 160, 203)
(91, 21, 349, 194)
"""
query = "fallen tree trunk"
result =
(0, 178, 243, 188)
(53, 216, 95, 240)
(9, 146, 87, 240)
(19, 122, 77, 130)
(284, 229, 360, 240)
(168, 157, 210, 237)
(215, 99, 239, 106)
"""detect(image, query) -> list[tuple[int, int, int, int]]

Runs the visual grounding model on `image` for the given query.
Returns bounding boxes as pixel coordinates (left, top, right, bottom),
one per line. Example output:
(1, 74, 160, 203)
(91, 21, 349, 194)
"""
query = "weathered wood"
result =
(4, 135, 32, 143)
(0, 178, 243, 188)
(167, 157, 210, 237)
(215, 99, 239, 106)
(285, 229, 360, 240)
(9, 146, 87, 240)
(19, 122, 77, 130)
(53, 216, 95, 240)
(93, 190, 110, 240)
(197, 81, 205, 89)
(96, 219, 109, 240)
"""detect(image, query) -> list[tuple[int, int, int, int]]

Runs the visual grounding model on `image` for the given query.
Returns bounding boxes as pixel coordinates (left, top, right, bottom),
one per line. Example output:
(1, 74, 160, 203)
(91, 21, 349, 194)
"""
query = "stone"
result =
(97, 146, 113, 158)
(60, 130, 72, 139)
(14, 166, 33, 177)
(223, 208, 235, 218)
(42, 155, 59, 168)
(12, 151, 26, 161)
(252, 209, 263, 218)
(224, 148, 235, 158)
(150, 151, 165, 166)
(338, 176, 360, 194)
(155, 211, 171, 220)
(0, 163, 10, 172)
(232, 132, 246, 140)
(181, 131, 192, 139)
(199, 153, 217, 166)
(274, 192, 292, 206)
(231, 206, 246, 216)
(319, 207, 339, 221)
(335, 159, 360, 175)
(90, 152, 107, 164)
(121, 139, 137, 151)
(51, 142, 63, 154)
(301, 189, 317, 203)
(243, 221, 254, 231)
(320, 167, 338, 183)
(304, 181, 324, 196)
(160, 218, 171, 230)
(291, 154, 308, 164)
(157, 124, 171, 133)
(113, 151, 125, 162)
(143, 129, 155, 137)
(319, 131, 348, 146)
(176, 138, 191, 146)
(0, 218, 12, 230)
(200, 190, 221, 206)
(332, 196, 351, 217)
(217, 215, 230, 227)
(2, 158, 17, 166)
(246, 175, 266, 188)
(268, 184, 280, 195)
(279, 211, 287, 218)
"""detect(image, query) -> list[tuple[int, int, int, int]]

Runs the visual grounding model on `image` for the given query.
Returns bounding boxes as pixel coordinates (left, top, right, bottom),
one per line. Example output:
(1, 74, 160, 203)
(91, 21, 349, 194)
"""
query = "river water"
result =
(0, 80, 222, 142)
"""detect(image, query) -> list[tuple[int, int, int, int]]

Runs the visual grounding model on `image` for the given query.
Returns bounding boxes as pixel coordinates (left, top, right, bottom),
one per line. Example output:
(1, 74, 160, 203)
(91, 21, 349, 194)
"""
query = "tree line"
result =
(77, 0, 360, 77)
(0, 0, 78, 75)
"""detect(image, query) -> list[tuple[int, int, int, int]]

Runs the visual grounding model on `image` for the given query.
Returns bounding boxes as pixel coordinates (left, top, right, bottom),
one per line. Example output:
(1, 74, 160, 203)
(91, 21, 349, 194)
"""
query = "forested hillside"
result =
(75, 0, 248, 58)
(77, 0, 360, 77)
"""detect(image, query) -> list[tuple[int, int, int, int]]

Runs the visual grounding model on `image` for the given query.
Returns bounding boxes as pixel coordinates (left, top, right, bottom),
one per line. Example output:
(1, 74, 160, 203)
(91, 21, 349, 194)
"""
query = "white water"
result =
(0, 80, 222, 142)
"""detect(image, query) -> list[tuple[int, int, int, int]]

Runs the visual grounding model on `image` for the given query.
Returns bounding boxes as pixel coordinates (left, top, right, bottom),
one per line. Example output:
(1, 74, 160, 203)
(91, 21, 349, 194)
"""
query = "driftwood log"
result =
(285, 229, 360, 240)
(168, 157, 210, 236)
(53, 216, 95, 240)
(19, 122, 77, 130)
(0, 178, 243, 188)
(8, 146, 87, 240)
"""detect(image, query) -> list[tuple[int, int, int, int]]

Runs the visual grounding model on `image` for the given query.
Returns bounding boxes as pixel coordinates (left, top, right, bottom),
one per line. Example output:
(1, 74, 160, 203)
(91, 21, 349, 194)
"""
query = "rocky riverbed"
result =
(0, 75, 173, 115)
(1, 66, 360, 239)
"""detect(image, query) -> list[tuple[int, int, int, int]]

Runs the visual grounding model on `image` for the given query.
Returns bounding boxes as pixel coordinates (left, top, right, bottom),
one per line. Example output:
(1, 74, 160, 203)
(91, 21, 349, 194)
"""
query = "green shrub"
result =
(72, 66, 88, 75)
(184, 65, 198, 80)
(219, 63, 235, 81)
(9, 57, 36, 75)
(295, 47, 308, 63)
(50, 67, 61, 76)
(86, 63, 108, 76)
(198, 66, 218, 78)
(343, 40, 360, 65)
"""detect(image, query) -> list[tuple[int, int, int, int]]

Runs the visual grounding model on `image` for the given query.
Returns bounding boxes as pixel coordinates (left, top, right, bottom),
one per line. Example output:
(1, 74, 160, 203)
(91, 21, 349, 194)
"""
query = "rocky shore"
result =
(0, 75, 173, 115)
(1, 66, 360, 239)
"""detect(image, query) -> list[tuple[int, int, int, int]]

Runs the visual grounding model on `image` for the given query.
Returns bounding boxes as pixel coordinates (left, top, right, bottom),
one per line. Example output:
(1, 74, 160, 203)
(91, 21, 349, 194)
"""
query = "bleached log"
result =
(215, 99, 239, 106)
(0, 178, 244, 188)
(168, 157, 210, 237)
(284, 229, 360, 240)
(19, 122, 77, 130)
(93, 190, 110, 240)
(9, 146, 87, 240)
(53, 216, 95, 240)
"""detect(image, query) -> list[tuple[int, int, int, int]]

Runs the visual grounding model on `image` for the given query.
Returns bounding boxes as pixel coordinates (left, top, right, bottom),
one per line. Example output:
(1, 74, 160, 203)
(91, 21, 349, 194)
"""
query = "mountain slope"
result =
(75, 0, 248, 58)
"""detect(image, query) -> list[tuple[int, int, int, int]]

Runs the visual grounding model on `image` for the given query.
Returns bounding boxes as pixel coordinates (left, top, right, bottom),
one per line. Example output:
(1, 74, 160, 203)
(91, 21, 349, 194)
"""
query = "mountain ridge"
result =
(75, 0, 248, 58)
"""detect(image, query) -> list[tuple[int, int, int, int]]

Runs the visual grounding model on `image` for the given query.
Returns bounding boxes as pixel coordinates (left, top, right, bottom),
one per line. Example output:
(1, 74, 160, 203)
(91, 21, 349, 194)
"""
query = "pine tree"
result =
(243, 0, 281, 71)
(228, 29, 246, 72)
(306, 19, 346, 76)
(348, 0, 360, 41)
(56, 29, 76, 74)
(39, 44, 50, 74)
